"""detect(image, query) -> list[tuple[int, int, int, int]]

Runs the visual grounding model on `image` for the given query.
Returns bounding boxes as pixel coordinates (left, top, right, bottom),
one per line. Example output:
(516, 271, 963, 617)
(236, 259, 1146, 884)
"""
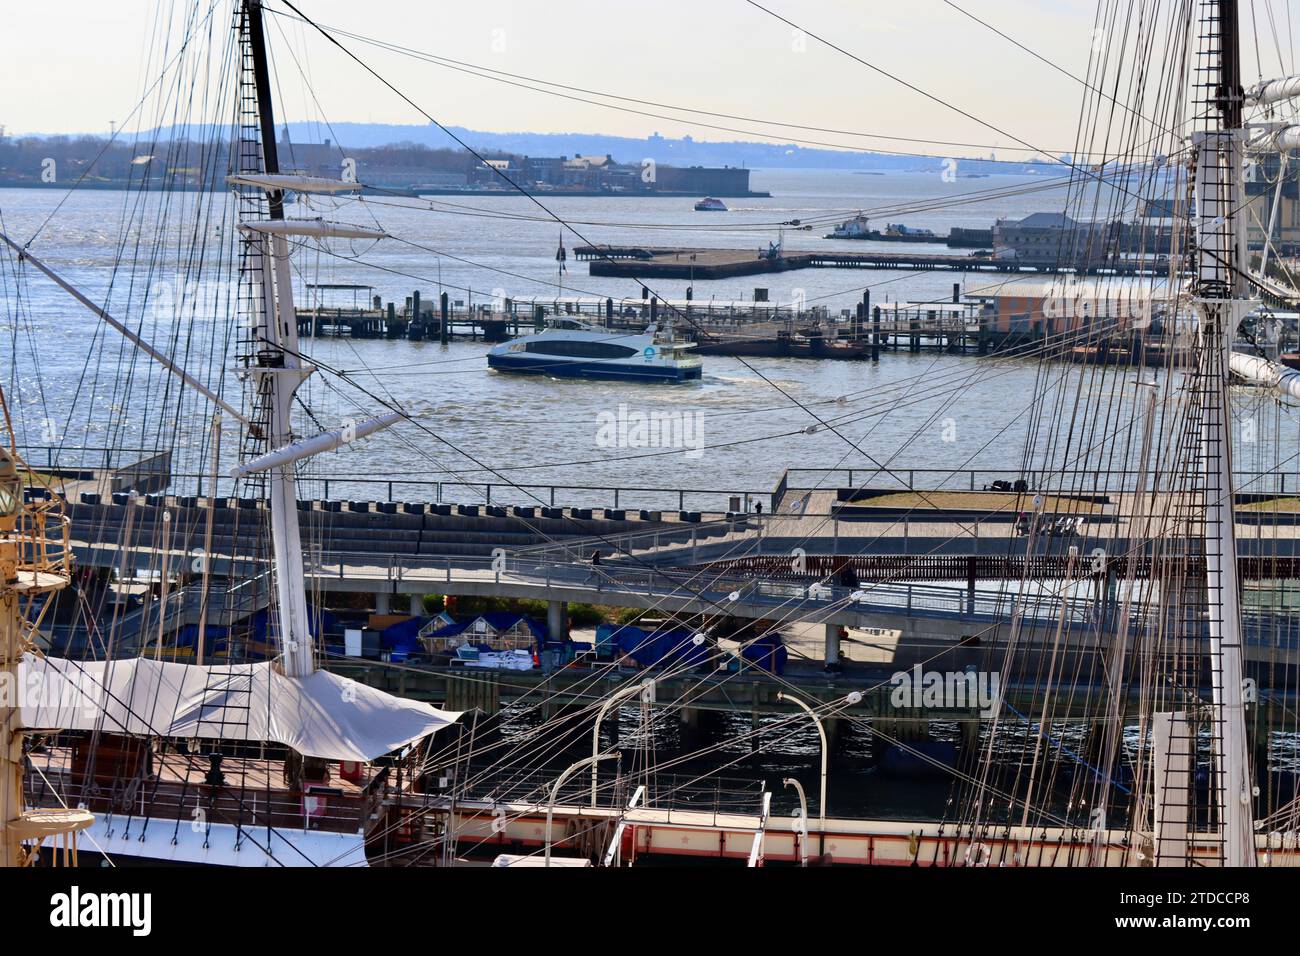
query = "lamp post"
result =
(777, 690, 861, 861)
(546, 753, 615, 867)
(591, 679, 653, 807)
(782, 777, 809, 867)
(777, 692, 827, 857)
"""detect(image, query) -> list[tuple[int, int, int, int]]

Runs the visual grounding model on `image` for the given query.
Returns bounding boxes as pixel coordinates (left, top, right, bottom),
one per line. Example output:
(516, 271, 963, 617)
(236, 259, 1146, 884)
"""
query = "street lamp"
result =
(591, 679, 654, 807)
(782, 777, 809, 867)
(777, 691, 828, 858)
(777, 690, 861, 860)
(546, 753, 616, 867)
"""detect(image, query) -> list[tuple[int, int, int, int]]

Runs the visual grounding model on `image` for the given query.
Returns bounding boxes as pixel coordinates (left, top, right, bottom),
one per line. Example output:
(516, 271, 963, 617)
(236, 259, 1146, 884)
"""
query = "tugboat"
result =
(694, 197, 728, 212)
(487, 318, 702, 382)
(827, 215, 937, 241)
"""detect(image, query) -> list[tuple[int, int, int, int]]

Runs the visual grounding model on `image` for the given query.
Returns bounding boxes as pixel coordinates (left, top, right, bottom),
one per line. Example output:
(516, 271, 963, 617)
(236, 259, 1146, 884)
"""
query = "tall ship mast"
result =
(0, 419, 93, 866)
(1186, 0, 1254, 867)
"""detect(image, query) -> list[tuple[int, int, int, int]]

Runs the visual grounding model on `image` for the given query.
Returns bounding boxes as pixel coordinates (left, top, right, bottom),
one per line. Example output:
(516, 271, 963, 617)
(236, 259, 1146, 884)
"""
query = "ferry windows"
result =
(524, 341, 638, 359)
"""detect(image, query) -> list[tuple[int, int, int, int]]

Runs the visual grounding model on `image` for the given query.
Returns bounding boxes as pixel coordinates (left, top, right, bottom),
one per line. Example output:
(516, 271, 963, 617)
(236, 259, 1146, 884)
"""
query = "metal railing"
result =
(780, 466, 1297, 495)
(509, 515, 752, 564)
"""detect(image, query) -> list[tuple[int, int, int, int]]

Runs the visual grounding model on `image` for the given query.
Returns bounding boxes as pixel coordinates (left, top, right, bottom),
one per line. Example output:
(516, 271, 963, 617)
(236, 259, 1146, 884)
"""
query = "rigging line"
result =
(292, 313, 1165, 480)
(24, 644, 313, 866)
(941, 0, 1165, 131)
(22, 0, 226, 250)
(343, 356, 1190, 801)
(292, 319, 1111, 488)
(261, 7, 1120, 161)
(742, 0, 1169, 210)
(218, 5, 1004, 541)
(351, 163, 1154, 236)
(258, 333, 858, 647)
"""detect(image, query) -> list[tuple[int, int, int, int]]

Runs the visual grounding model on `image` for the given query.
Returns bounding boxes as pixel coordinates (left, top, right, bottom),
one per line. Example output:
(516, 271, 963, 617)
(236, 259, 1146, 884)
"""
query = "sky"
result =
(2, 0, 1298, 160)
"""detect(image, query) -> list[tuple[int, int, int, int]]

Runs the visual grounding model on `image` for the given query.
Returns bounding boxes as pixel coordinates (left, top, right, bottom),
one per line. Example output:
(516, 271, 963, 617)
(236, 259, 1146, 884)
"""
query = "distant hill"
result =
(277, 123, 1060, 176)
(21, 122, 1064, 176)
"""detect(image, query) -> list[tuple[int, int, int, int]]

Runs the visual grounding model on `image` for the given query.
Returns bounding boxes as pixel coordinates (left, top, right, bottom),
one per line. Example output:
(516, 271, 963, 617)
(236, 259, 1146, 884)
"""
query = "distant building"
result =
(967, 276, 1177, 336)
(1244, 152, 1300, 254)
(993, 212, 1114, 267)
(653, 164, 752, 196)
(410, 172, 467, 188)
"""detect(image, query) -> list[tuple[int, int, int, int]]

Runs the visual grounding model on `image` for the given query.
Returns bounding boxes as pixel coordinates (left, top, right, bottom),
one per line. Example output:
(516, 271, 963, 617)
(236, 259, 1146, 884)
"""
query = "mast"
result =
(0, 434, 92, 866)
(1189, 0, 1254, 866)
(239, 0, 316, 679)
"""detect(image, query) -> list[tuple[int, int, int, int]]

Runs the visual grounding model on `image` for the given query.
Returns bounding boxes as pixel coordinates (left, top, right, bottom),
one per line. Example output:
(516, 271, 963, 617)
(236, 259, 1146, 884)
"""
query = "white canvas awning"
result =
(18, 655, 461, 763)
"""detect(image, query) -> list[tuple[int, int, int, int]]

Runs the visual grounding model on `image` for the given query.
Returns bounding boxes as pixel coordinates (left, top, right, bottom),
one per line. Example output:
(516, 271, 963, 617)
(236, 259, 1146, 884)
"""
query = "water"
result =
(0, 168, 1292, 502)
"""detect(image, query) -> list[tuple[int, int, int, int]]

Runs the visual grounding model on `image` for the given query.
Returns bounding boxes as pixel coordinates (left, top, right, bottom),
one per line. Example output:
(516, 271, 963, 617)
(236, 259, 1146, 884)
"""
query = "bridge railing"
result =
(306, 549, 1104, 625)
(508, 515, 752, 564)
(28, 452, 771, 513)
(780, 467, 1295, 495)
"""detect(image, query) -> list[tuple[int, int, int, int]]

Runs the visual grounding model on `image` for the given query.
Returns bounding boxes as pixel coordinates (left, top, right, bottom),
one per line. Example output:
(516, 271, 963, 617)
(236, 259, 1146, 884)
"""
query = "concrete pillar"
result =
(824, 622, 841, 666)
(547, 600, 568, 642)
(375, 590, 390, 614)
(825, 717, 845, 760)
(408, 594, 422, 616)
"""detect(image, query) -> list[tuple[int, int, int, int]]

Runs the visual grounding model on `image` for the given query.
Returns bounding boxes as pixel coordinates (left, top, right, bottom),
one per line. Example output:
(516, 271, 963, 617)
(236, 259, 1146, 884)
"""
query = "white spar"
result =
(1246, 125, 1300, 154)
(237, 218, 386, 240)
(230, 411, 404, 480)
(226, 173, 362, 194)
(1230, 351, 1300, 401)
(1246, 73, 1300, 106)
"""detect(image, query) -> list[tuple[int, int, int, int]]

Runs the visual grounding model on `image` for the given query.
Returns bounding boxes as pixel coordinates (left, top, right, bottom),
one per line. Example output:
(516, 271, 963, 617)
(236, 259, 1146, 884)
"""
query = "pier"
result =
(575, 244, 1176, 280)
(292, 287, 1202, 360)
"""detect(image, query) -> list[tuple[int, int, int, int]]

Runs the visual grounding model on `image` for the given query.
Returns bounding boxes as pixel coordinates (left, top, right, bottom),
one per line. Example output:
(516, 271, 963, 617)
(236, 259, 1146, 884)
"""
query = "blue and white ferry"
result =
(487, 319, 702, 382)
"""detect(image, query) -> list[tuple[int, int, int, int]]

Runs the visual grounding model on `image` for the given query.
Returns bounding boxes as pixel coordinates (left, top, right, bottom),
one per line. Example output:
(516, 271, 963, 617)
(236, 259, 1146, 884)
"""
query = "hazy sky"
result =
(2, 1, 1298, 160)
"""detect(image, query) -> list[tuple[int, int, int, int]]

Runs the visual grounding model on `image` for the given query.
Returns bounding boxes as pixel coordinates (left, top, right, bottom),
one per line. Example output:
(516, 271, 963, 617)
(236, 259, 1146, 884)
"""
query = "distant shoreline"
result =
(0, 179, 772, 199)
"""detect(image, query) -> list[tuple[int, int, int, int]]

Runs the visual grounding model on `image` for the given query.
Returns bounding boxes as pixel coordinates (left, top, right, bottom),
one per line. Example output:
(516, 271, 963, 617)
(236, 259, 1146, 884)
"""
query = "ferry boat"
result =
(694, 197, 727, 212)
(487, 318, 702, 381)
